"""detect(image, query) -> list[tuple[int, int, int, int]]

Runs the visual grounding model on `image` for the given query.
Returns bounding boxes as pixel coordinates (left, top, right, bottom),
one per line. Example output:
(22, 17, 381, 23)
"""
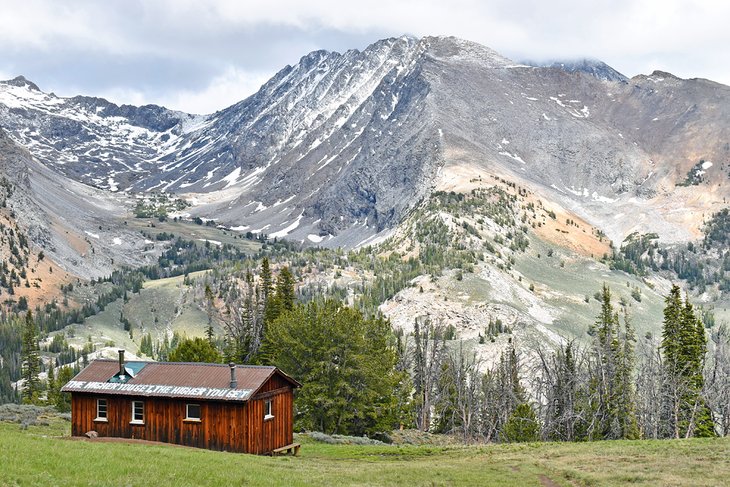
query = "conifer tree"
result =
(503, 402, 540, 442)
(55, 366, 74, 412)
(262, 299, 402, 436)
(616, 309, 640, 439)
(588, 284, 639, 439)
(660, 284, 715, 438)
(495, 340, 527, 441)
(204, 284, 215, 344)
(275, 266, 295, 312)
(260, 257, 274, 303)
(21, 310, 41, 404)
(46, 359, 58, 407)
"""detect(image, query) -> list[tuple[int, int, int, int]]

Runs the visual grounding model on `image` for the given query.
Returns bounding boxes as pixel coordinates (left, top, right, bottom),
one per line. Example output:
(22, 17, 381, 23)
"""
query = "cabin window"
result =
(131, 401, 144, 424)
(264, 399, 273, 420)
(95, 399, 108, 421)
(185, 403, 201, 421)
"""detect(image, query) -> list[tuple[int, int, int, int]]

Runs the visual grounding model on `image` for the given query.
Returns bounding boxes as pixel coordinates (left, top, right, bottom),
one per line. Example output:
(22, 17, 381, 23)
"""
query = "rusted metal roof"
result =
(61, 360, 300, 402)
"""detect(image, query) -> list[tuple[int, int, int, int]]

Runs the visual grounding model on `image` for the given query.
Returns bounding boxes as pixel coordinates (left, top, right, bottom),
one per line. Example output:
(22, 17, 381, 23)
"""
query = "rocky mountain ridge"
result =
(0, 35, 728, 251)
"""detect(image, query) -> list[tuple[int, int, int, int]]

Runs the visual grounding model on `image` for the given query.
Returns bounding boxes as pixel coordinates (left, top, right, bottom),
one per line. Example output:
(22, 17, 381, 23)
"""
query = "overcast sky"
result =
(1, 0, 727, 114)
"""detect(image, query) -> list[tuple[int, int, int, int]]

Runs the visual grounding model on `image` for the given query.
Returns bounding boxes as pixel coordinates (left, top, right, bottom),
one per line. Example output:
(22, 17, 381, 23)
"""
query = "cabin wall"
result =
(70, 381, 294, 453)
(246, 387, 294, 454)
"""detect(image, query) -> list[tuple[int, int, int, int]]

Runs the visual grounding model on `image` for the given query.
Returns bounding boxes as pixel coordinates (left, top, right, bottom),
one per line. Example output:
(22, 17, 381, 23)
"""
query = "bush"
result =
(0, 404, 56, 425)
(502, 403, 540, 443)
(307, 431, 387, 445)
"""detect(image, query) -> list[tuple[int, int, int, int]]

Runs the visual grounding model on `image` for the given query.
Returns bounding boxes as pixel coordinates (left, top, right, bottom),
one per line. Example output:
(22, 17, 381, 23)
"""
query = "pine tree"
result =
(260, 257, 274, 303)
(46, 359, 59, 407)
(204, 284, 215, 344)
(616, 309, 640, 439)
(587, 284, 638, 439)
(55, 366, 74, 412)
(494, 340, 527, 442)
(660, 284, 715, 438)
(503, 403, 540, 442)
(661, 285, 684, 372)
(168, 337, 221, 363)
(21, 310, 41, 404)
(275, 266, 295, 312)
(262, 299, 402, 436)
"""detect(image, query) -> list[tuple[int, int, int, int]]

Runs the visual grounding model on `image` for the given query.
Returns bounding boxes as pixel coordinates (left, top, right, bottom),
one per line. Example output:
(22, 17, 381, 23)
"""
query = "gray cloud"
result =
(1, 0, 727, 113)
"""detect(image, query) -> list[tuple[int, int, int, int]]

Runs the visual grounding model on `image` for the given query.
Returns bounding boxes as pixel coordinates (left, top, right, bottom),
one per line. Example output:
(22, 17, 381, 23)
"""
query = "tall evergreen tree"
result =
(46, 359, 60, 407)
(275, 266, 296, 312)
(263, 265, 295, 326)
(588, 284, 638, 440)
(260, 257, 274, 303)
(20, 310, 41, 404)
(262, 300, 403, 436)
(204, 284, 215, 344)
(660, 284, 715, 438)
(494, 340, 527, 442)
(615, 309, 640, 439)
(55, 366, 74, 412)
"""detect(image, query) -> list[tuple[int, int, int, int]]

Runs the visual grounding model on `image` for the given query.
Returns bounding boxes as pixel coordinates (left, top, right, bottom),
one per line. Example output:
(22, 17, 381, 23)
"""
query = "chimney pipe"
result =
(118, 349, 126, 376)
(229, 363, 237, 388)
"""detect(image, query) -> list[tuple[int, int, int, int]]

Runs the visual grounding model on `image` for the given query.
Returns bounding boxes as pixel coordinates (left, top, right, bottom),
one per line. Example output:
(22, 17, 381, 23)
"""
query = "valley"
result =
(0, 34, 728, 447)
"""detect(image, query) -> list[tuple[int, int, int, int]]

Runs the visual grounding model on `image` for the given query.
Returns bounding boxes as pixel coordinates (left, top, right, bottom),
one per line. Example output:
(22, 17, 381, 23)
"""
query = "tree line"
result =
(10, 236, 729, 442)
(402, 284, 727, 442)
(170, 262, 729, 441)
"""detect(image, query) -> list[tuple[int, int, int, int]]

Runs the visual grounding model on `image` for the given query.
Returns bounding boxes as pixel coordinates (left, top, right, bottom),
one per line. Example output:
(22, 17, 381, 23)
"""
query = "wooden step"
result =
(272, 442, 300, 456)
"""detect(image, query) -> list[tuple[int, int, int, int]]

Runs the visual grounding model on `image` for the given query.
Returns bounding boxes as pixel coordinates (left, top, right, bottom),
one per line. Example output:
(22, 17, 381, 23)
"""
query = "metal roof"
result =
(61, 360, 300, 402)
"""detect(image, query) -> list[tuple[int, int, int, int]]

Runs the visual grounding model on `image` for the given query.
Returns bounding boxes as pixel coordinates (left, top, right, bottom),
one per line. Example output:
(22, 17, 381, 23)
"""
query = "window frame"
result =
(185, 403, 201, 422)
(131, 400, 144, 424)
(95, 398, 108, 422)
(264, 399, 274, 420)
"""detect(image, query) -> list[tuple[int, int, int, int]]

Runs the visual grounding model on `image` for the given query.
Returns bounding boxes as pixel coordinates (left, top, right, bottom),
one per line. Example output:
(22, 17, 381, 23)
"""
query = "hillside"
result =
(0, 35, 728, 422)
(0, 129, 167, 282)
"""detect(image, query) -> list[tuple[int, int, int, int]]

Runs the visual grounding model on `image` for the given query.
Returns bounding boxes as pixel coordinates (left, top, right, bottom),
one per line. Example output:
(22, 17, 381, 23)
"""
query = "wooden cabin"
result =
(61, 350, 301, 454)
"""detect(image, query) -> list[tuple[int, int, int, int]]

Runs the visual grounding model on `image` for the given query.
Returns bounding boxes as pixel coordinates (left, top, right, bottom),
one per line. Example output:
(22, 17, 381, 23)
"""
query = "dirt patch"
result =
(530, 197, 611, 259)
(538, 474, 560, 487)
(435, 163, 611, 258)
(20, 254, 74, 307)
(51, 220, 89, 255)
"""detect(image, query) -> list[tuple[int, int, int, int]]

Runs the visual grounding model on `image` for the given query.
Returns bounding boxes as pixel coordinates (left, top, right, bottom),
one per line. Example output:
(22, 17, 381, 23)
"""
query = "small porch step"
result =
(272, 442, 300, 456)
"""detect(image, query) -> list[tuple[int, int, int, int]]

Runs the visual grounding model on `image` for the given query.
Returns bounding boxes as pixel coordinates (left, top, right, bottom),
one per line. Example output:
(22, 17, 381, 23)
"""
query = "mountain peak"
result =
(2, 75, 41, 91)
(421, 35, 515, 66)
(649, 70, 680, 80)
(526, 59, 628, 82)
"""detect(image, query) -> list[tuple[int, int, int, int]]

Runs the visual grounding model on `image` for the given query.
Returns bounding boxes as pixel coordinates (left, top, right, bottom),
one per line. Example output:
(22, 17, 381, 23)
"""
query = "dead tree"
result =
(412, 316, 445, 432)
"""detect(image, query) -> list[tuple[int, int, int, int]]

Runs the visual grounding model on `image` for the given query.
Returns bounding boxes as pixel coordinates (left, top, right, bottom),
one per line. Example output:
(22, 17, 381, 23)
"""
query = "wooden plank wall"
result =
(245, 387, 294, 454)
(71, 382, 294, 454)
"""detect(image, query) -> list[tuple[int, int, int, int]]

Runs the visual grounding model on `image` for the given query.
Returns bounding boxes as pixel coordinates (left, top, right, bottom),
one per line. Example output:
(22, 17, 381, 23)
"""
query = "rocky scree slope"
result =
(0, 129, 163, 280)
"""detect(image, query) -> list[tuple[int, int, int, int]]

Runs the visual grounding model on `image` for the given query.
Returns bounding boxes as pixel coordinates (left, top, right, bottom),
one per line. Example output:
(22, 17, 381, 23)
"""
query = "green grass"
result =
(512, 237, 667, 340)
(1, 419, 728, 486)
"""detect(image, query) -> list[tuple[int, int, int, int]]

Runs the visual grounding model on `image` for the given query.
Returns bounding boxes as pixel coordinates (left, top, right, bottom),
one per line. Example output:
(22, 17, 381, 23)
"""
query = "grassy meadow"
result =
(1, 416, 728, 487)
